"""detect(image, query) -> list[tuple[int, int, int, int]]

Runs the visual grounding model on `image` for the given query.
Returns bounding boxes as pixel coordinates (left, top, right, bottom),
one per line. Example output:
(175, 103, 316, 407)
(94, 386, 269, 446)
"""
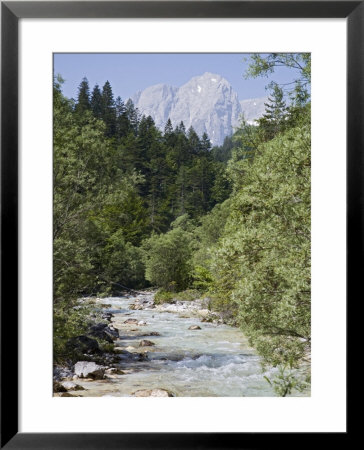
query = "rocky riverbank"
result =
(129, 293, 224, 323)
(53, 291, 220, 397)
(53, 292, 288, 397)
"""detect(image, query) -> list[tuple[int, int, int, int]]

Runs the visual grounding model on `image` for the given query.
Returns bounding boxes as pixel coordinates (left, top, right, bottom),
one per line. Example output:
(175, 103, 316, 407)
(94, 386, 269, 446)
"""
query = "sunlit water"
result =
(75, 295, 303, 397)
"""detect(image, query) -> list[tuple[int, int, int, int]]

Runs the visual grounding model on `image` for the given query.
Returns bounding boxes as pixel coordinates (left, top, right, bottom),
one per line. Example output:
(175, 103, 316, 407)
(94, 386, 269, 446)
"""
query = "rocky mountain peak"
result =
(130, 73, 266, 146)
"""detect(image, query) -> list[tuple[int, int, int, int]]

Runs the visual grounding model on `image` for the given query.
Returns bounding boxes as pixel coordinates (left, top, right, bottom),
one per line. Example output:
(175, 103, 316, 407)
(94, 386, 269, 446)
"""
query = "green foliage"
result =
(192, 200, 231, 269)
(90, 84, 103, 119)
(210, 121, 311, 371)
(257, 84, 288, 141)
(53, 300, 91, 363)
(101, 230, 146, 289)
(143, 223, 195, 291)
(54, 79, 148, 306)
(245, 53, 311, 97)
(101, 80, 117, 137)
(154, 288, 201, 304)
(75, 77, 91, 116)
(264, 363, 310, 397)
(154, 289, 175, 304)
(226, 120, 261, 192)
(173, 289, 201, 301)
(192, 266, 214, 291)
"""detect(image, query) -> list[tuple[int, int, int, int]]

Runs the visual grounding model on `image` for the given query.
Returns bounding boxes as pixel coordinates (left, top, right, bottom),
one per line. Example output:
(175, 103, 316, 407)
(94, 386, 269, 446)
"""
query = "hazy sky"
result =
(54, 53, 302, 101)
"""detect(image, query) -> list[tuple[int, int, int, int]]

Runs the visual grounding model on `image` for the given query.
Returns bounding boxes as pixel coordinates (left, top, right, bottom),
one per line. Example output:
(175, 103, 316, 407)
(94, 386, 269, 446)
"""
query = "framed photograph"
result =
(1, 1, 356, 448)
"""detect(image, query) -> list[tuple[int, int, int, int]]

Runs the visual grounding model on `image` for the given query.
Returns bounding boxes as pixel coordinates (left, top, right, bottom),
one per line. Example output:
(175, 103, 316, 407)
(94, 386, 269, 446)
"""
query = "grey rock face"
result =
(132, 84, 178, 128)
(239, 97, 267, 124)
(131, 72, 267, 146)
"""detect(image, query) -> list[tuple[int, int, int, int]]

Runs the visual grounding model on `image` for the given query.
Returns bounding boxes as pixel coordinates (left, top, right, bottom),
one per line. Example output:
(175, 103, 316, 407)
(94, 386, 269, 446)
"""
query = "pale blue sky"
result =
(54, 53, 302, 102)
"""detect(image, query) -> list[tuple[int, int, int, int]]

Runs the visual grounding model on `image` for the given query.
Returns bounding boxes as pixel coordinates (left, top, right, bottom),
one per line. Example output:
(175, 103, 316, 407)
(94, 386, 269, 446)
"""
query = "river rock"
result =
(138, 320, 147, 326)
(132, 388, 174, 397)
(53, 366, 74, 381)
(61, 381, 85, 391)
(102, 312, 113, 321)
(139, 340, 155, 347)
(88, 323, 119, 342)
(124, 318, 139, 324)
(125, 346, 137, 352)
(66, 335, 100, 354)
(141, 331, 160, 337)
(188, 325, 201, 330)
(74, 361, 105, 379)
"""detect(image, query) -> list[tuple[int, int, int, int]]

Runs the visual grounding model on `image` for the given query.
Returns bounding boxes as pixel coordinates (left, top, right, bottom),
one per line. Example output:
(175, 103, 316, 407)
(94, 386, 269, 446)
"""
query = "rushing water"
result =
(76, 295, 284, 397)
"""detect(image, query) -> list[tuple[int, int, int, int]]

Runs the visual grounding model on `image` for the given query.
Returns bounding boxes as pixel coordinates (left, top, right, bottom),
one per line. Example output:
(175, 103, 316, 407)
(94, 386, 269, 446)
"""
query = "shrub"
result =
(143, 226, 194, 291)
(154, 290, 175, 304)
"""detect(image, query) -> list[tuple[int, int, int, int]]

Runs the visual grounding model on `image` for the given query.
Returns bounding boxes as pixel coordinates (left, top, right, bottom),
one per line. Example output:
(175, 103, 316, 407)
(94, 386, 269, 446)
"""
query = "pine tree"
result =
(101, 81, 116, 137)
(164, 118, 173, 136)
(125, 99, 140, 135)
(176, 121, 186, 135)
(187, 127, 201, 155)
(201, 132, 212, 153)
(257, 84, 288, 141)
(90, 84, 103, 119)
(115, 96, 129, 138)
(75, 77, 91, 115)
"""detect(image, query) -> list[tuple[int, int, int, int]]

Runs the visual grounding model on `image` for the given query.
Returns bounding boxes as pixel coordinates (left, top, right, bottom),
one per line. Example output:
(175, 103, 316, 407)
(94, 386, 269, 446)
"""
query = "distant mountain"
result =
(240, 97, 268, 125)
(131, 72, 267, 146)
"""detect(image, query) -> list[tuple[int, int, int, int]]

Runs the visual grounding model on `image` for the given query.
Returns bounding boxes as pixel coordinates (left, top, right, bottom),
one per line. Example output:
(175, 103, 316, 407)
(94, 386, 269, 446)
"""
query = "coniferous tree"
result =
(101, 81, 116, 137)
(125, 99, 140, 135)
(258, 83, 288, 141)
(75, 77, 91, 115)
(115, 96, 129, 138)
(90, 84, 103, 119)
(201, 132, 212, 153)
(187, 127, 201, 155)
(176, 121, 186, 135)
(164, 118, 173, 136)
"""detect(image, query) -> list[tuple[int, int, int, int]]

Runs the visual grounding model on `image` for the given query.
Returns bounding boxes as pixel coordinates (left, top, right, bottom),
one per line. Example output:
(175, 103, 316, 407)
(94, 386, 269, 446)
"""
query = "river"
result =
(74, 294, 299, 397)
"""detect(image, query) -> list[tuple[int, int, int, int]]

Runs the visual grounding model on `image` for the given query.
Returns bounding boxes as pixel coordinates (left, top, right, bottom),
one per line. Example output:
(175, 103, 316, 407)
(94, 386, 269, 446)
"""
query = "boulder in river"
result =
(66, 335, 100, 354)
(74, 361, 105, 379)
(61, 381, 85, 391)
(88, 323, 119, 342)
(188, 325, 201, 330)
(53, 366, 74, 381)
(138, 320, 147, 326)
(125, 346, 137, 352)
(139, 340, 155, 347)
(132, 388, 174, 397)
(124, 318, 139, 324)
(102, 312, 113, 322)
(141, 331, 160, 337)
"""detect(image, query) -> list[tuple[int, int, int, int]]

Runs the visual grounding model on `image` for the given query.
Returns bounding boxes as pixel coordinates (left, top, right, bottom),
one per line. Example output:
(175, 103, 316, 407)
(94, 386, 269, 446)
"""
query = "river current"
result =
(75, 295, 290, 397)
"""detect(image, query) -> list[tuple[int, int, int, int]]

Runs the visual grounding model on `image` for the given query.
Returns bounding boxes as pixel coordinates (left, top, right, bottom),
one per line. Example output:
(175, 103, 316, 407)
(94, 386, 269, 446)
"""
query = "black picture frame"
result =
(1, 1, 357, 448)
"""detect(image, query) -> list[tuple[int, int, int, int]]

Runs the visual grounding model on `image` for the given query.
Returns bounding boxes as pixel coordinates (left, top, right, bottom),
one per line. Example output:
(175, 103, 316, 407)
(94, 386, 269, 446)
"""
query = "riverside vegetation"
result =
(54, 53, 311, 396)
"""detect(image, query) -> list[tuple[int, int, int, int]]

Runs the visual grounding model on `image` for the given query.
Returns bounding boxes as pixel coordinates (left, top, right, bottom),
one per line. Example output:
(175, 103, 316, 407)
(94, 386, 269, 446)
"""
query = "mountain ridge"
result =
(130, 72, 267, 146)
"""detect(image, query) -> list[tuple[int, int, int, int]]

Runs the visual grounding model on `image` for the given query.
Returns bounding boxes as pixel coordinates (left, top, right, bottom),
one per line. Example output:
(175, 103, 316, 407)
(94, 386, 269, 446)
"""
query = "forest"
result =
(54, 53, 311, 396)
